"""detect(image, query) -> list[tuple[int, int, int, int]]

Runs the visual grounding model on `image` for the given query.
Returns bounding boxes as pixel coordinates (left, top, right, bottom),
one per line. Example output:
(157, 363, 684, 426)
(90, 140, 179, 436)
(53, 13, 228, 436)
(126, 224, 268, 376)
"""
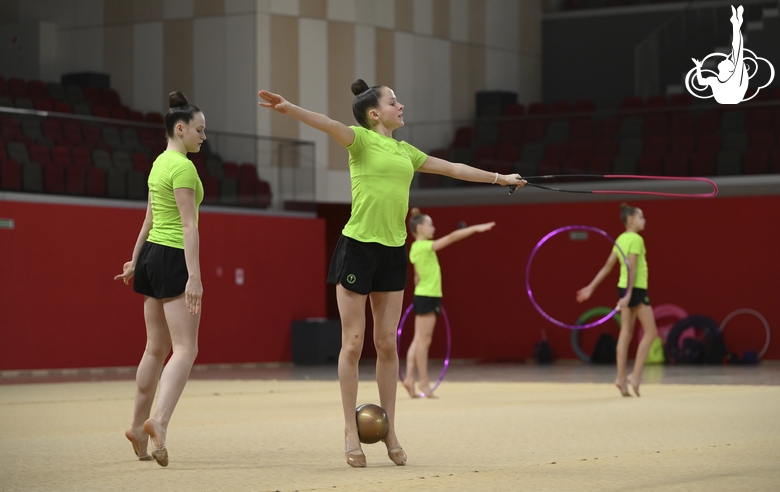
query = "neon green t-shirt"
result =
(146, 150, 204, 249)
(613, 231, 648, 289)
(409, 240, 442, 297)
(341, 126, 428, 247)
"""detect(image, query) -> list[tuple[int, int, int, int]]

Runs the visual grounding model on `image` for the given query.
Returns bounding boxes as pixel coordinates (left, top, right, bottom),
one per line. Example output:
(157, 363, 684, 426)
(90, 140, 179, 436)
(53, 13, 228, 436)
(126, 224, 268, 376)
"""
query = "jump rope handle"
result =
(508, 185, 517, 195)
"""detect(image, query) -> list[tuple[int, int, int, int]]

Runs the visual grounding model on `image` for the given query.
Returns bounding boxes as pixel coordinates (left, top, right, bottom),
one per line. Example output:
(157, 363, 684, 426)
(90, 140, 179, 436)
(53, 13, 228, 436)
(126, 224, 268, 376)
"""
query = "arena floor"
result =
(1, 362, 779, 491)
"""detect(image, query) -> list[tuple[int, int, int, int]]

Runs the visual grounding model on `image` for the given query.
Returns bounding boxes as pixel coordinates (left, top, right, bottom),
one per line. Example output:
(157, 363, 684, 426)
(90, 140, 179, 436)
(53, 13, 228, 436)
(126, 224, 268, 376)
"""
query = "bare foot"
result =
(418, 385, 436, 399)
(125, 426, 153, 461)
(614, 378, 631, 397)
(627, 375, 641, 397)
(382, 433, 406, 466)
(345, 434, 365, 468)
(402, 379, 418, 399)
(143, 418, 168, 467)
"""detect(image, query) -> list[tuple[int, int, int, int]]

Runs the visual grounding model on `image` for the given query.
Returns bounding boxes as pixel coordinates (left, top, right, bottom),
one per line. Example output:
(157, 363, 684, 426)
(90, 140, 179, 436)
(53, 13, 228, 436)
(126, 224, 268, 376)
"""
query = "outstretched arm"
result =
(432, 222, 495, 252)
(258, 90, 355, 147)
(576, 251, 618, 303)
(418, 155, 526, 188)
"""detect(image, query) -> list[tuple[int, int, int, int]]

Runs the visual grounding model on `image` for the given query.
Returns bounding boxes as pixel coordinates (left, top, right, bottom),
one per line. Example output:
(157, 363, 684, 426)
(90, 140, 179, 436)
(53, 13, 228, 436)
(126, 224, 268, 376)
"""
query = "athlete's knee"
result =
(373, 332, 397, 357)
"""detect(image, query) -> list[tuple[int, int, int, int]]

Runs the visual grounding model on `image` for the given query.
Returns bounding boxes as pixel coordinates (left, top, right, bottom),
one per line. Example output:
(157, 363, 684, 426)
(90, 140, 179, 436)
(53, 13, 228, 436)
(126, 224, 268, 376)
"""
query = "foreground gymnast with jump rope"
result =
(576, 203, 658, 397)
(114, 92, 205, 466)
(404, 208, 495, 399)
(259, 80, 525, 468)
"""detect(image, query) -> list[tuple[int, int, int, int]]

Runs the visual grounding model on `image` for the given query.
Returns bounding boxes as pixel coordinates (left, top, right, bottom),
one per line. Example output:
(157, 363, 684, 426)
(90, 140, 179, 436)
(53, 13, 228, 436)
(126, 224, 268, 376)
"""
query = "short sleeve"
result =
(346, 125, 367, 152)
(626, 234, 645, 256)
(403, 142, 428, 171)
(171, 159, 199, 190)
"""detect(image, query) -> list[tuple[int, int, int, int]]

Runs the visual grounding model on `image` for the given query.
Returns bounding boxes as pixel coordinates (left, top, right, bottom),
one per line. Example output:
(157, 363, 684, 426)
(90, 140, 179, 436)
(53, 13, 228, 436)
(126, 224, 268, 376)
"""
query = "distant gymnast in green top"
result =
(259, 80, 525, 468)
(576, 203, 658, 398)
(405, 208, 495, 399)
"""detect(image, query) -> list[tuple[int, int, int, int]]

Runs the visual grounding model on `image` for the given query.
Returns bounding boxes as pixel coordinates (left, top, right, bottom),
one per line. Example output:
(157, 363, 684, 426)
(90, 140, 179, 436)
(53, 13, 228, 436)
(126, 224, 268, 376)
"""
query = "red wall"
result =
(389, 196, 778, 361)
(0, 200, 327, 370)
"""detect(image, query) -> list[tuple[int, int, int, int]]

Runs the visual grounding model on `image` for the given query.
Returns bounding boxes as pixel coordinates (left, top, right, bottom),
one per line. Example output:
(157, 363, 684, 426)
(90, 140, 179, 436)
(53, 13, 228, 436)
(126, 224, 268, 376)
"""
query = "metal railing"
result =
(0, 105, 316, 211)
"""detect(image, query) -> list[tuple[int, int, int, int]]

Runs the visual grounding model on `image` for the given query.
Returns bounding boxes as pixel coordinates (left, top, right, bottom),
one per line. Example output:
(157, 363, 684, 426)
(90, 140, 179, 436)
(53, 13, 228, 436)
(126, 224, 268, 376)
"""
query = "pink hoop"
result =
(396, 303, 452, 394)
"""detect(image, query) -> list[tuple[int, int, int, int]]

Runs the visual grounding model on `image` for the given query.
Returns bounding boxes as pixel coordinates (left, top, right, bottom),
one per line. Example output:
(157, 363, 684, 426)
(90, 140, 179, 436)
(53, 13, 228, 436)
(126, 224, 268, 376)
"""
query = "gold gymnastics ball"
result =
(355, 403, 389, 444)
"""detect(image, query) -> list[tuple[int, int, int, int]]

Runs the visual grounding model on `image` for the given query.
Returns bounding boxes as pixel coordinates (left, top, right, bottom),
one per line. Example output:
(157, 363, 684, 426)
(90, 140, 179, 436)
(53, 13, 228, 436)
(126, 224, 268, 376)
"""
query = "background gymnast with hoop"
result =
(576, 203, 659, 397)
(403, 208, 495, 399)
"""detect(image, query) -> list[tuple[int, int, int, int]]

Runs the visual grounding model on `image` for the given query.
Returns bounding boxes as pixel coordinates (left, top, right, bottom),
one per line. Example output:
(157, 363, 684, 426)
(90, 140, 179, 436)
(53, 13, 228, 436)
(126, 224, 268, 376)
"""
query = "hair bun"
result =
(409, 207, 421, 217)
(168, 91, 189, 108)
(619, 202, 631, 210)
(351, 79, 369, 96)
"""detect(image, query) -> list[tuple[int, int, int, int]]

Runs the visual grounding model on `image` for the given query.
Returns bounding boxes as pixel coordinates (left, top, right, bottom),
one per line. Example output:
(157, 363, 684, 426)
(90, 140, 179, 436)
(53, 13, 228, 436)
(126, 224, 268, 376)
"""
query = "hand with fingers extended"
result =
(185, 277, 203, 315)
(258, 90, 292, 114)
(473, 222, 496, 233)
(576, 285, 593, 304)
(114, 261, 135, 285)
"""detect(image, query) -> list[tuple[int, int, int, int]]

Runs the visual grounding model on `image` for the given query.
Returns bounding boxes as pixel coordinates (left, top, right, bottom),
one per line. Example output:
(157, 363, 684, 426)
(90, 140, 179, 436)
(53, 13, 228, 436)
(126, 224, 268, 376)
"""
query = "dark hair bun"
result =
(351, 79, 369, 96)
(410, 207, 421, 217)
(168, 91, 189, 108)
(620, 202, 631, 210)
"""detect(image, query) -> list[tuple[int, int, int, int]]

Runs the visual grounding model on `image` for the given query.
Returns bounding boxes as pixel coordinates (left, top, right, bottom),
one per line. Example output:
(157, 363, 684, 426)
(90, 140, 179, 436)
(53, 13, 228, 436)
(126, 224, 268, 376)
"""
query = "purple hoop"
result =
(526, 225, 630, 330)
(396, 303, 452, 394)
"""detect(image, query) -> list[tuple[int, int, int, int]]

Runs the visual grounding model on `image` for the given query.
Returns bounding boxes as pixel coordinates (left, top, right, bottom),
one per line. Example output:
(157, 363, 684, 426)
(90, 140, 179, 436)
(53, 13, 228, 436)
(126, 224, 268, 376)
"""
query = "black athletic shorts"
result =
(133, 241, 189, 299)
(327, 235, 407, 295)
(414, 295, 441, 316)
(617, 287, 651, 308)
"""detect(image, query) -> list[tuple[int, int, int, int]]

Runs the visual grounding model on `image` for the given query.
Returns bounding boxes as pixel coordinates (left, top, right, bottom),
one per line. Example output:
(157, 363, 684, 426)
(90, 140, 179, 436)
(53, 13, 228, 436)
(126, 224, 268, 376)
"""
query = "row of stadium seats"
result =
(1, 75, 274, 208)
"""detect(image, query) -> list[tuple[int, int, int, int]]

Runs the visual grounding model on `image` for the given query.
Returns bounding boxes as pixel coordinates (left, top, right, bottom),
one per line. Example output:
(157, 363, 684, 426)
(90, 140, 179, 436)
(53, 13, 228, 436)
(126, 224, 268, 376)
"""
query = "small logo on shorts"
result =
(346, 274, 357, 284)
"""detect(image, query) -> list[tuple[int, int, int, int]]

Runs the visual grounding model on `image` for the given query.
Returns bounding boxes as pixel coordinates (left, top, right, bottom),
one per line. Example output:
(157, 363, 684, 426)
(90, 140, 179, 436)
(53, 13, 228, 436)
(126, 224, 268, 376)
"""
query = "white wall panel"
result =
(373, 0, 395, 29)
(327, 0, 356, 22)
(226, 0, 256, 14)
(486, 0, 518, 50)
(298, 18, 330, 185)
(225, 14, 256, 133)
(354, 25, 376, 85)
(485, 47, 520, 92)
(163, 0, 194, 20)
(449, 0, 468, 42)
(270, 0, 299, 16)
(194, 17, 226, 131)
(412, 0, 433, 36)
(57, 26, 104, 76)
(133, 22, 164, 114)
(255, 12, 271, 136)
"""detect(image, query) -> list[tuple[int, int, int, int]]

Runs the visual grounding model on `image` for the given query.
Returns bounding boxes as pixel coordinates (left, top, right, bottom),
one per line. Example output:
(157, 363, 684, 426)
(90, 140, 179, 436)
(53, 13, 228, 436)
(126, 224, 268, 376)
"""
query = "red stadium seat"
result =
(527, 102, 547, 115)
(8, 78, 27, 98)
(0, 159, 22, 190)
(695, 111, 720, 134)
(690, 150, 716, 176)
(223, 161, 240, 180)
(664, 153, 689, 176)
(498, 121, 523, 144)
(92, 105, 110, 118)
(450, 126, 474, 148)
(146, 112, 164, 124)
(749, 131, 775, 152)
(595, 117, 618, 139)
(502, 103, 524, 119)
(743, 149, 769, 174)
(42, 119, 63, 143)
(132, 153, 152, 174)
(28, 80, 48, 100)
(54, 101, 73, 114)
(86, 167, 106, 196)
(696, 133, 721, 153)
(72, 147, 92, 167)
(643, 114, 669, 137)
(550, 101, 571, 115)
(645, 95, 667, 108)
(570, 119, 593, 141)
(644, 136, 670, 156)
(256, 180, 272, 208)
(44, 161, 65, 194)
(34, 99, 54, 111)
(202, 176, 219, 204)
(669, 94, 692, 107)
(594, 138, 618, 161)
(587, 155, 610, 174)
(29, 144, 51, 165)
(544, 141, 570, 161)
(65, 164, 87, 195)
(84, 86, 102, 106)
(110, 107, 129, 120)
(51, 145, 72, 166)
(620, 96, 643, 110)
(670, 135, 695, 154)
(572, 99, 595, 113)
(102, 89, 122, 108)
(670, 112, 693, 135)
(637, 154, 662, 175)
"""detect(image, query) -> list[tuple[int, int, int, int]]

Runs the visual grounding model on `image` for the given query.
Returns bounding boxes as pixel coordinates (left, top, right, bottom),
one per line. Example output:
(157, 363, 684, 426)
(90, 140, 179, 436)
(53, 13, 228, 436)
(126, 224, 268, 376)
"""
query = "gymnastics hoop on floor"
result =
(396, 303, 452, 394)
(526, 225, 629, 330)
(571, 306, 622, 362)
(719, 308, 771, 359)
(638, 303, 689, 343)
(508, 174, 718, 197)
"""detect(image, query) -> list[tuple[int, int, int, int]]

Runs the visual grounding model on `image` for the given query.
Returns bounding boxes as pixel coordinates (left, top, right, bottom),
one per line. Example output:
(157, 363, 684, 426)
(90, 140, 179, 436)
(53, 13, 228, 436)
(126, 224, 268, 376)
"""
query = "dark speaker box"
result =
(475, 91, 517, 118)
(291, 319, 342, 365)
